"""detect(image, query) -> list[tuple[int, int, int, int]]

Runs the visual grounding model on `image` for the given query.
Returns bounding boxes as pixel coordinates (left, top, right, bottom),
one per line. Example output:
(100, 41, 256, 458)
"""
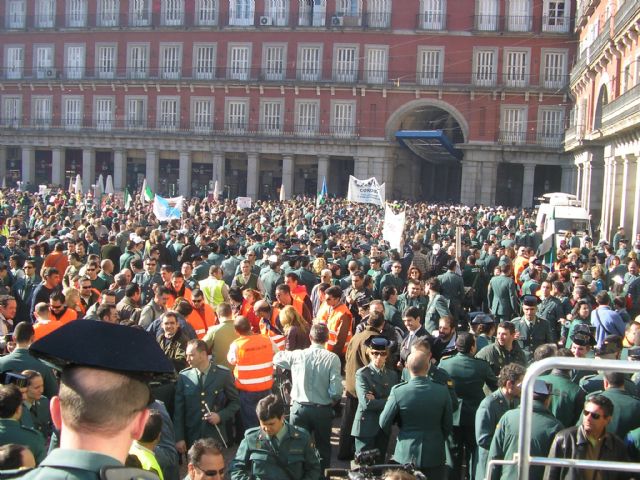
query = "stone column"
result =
(317, 155, 329, 193)
(51, 148, 65, 186)
(21, 146, 35, 186)
(609, 158, 619, 239)
(600, 158, 611, 240)
(632, 156, 640, 241)
(178, 151, 192, 198)
(354, 157, 369, 179)
(521, 163, 536, 208)
(583, 160, 592, 211)
(212, 152, 225, 186)
(575, 163, 582, 200)
(0, 146, 6, 183)
(479, 160, 497, 205)
(619, 156, 630, 230)
(145, 149, 159, 193)
(82, 148, 96, 193)
(113, 149, 126, 191)
(281, 155, 294, 200)
(460, 160, 480, 205)
(561, 165, 576, 194)
(246, 153, 259, 200)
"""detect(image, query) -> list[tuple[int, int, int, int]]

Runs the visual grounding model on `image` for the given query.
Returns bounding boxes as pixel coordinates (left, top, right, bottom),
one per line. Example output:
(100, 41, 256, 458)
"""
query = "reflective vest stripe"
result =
(236, 361, 274, 371)
(233, 335, 274, 392)
(237, 375, 275, 385)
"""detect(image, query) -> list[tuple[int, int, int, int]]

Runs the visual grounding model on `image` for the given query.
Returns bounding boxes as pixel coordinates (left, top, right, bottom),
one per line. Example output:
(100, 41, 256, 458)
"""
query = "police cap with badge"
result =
(365, 335, 391, 352)
(570, 324, 596, 347)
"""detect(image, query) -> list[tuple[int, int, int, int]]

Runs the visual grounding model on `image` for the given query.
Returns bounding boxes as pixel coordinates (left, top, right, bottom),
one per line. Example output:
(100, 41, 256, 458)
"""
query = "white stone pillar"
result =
(576, 163, 582, 200)
(632, 157, 640, 241)
(460, 160, 479, 205)
(246, 153, 259, 200)
(51, 148, 65, 186)
(145, 149, 159, 193)
(82, 148, 95, 193)
(619, 156, 630, 230)
(282, 155, 294, 200)
(521, 163, 536, 208)
(212, 152, 225, 186)
(113, 149, 126, 191)
(21, 146, 35, 186)
(608, 158, 618, 239)
(0, 146, 6, 183)
(317, 155, 329, 193)
(561, 165, 576, 194)
(600, 158, 611, 240)
(178, 151, 192, 198)
(480, 160, 497, 205)
(583, 161, 592, 211)
(354, 158, 369, 179)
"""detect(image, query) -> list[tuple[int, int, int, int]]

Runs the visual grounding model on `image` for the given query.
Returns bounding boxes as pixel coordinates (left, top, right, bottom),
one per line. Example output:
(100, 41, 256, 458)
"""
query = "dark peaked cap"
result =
(29, 321, 175, 380)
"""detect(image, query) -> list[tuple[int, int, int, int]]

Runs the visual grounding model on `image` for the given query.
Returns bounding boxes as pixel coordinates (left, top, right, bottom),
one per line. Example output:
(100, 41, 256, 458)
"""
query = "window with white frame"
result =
(96, 45, 117, 79)
(5, 46, 24, 80)
(7, 0, 26, 29)
(194, 44, 216, 80)
(125, 97, 146, 128)
(504, 49, 529, 87)
(130, 0, 150, 25)
(192, 98, 213, 132)
(621, 62, 632, 93)
(226, 99, 248, 133)
(95, 97, 114, 130)
(2, 96, 21, 127)
(260, 100, 283, 134)
(67, 0, 87, 27)
(473, 48, 497, 86)
(263, 45, 285, 81)
(265, 0, 288, 26)
(334, 46, 358, 82)
(196, 0, 217, 25)
(98, 0, 120, 26)
(507, 0, 531, 31)
(538, 107, 563, 147)
(128, 44, 148, 79)
(228, 44, 250, 80)
(162, 0, 184, 25)
(365, 46, 387, 84)
(418, 47, 443, 85)
(543, 0, 568, 32)
(367, 0, 390, 28)
(542, 50, 566, 89)
(34, 45, 54, 79)
(476, 0, 498, 30)
(332, 101, 355, 136)
(32, 96, 52, 128)
(298, 45, 322, 81)
(336, 0, 362, 24)
(63, 97, 83, 129)
(160, 44, 182, 80)
(229, 0, 255, 26)
(295, 100, 319, 135)
(65, 45, 86, 79)
(158, 97, 179, 131)
(501, 106, 527, 143)
(36, 0, 56, 28)
(298, 0, 326, 26)
(421, 0, 445, 30)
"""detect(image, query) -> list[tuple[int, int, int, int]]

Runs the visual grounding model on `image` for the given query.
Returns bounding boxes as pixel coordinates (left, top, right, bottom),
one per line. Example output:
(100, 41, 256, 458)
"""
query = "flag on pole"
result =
(316, 177, 327, 207)
(153, 195, 184, 221)
(141, 178, 154, 203)
(124, 188, 132, 211)
(213, 180, 220, 201)
(539, 209, 556, 271)
(279, 184, 286, 202)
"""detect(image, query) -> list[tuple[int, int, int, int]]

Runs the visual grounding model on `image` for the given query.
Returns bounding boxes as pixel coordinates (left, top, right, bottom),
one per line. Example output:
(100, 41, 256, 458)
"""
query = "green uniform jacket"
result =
(537, 297, 564, 335)
(424, 294, 450, 333)
(475, 342, 527, 377)
(383, 301, 405, 333)
(174, 363, 240, 446)
(511, 317, 554, 362)
(352, 364, 399, 438)
(488, 401, 563, 480)
(260, 269, 284, 303)
(437, 271, 465, 304)
(0, 348, 58, 398)
(396, 294, 427, 321)
(589, 388, 640, 439)
(230, 423, 321, 480)
(17, 448, 136, 479)
(579, 374, 638, 397)
(0, 418, 46, 464)
(539, 371, 585, 428)
(487, 275, 519, 320)
(475, 389, 516, 480)
(400, 366, 459, 413)
(379, 376, 453, 468)
(439, 353, 498, 426)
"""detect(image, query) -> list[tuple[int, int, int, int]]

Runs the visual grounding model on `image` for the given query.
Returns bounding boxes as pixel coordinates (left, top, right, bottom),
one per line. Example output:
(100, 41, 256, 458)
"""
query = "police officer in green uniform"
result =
(536, 280, 565, 339)
(0, 383, 46, 464)
(579, 335, 638, 395)
(511, 295, 554, 363)
(439, 333, 498, 480)
(587, 371, 640, 439)
(174, 339, 240, 455)
(15, 320, 175, 479)
(230, 394, 321, 480)
(470, 313, 495, 351)
(475, 321, 527, 377)
(352, 336, 399, 463)
(475, 363, 525, 480)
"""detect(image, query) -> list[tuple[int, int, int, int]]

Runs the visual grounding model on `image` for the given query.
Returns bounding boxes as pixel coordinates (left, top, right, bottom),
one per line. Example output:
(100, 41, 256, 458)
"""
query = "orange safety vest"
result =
(326, 303, 353, 354)
(233, 335, 274, 392)
(167, 288, 192, 309)
(34, 308, 77, 340)
(315, 301, 331, 324)
(187, 304, 218, 339)
(259, 311, 286, 351)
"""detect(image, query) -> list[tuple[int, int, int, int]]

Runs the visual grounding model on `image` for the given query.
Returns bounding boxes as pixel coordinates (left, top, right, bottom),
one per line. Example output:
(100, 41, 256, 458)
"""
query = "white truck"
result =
(535, 193, 592, 244)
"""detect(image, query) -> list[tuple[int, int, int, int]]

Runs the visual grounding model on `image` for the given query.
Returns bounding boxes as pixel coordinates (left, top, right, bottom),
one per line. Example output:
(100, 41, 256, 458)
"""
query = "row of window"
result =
(0, 94, 566, 145)
(3, 0, 571, 32)
(2, 43, 570, 89)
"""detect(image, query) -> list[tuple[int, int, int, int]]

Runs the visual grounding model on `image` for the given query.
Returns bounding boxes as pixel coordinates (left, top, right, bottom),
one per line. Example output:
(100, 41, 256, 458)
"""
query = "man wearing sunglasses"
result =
(186, 438, 225, 480)
(545, 395, 628, 480)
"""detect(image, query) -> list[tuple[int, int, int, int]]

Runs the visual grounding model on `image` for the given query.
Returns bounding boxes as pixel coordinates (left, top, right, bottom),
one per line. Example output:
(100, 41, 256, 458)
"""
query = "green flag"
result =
(124, 188, 132, 211)
(144, 185, 154, 203)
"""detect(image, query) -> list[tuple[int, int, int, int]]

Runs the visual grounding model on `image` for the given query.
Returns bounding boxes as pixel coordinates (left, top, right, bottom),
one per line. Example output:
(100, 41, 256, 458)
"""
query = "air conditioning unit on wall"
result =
(45, 69, 57, 79)
(259, 16, 272, 25)
(331, 15, 344, 26)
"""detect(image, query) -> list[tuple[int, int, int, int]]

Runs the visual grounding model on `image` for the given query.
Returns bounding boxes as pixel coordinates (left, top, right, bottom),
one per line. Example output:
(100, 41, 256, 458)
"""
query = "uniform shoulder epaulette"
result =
(216, 364, 230, 371)
(245, 426, 262, 436)
(179, 366, 194, 373)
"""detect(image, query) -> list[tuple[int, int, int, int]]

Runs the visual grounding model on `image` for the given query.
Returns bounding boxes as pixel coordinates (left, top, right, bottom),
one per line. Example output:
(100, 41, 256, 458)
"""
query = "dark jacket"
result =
(544, 425, 630, 480)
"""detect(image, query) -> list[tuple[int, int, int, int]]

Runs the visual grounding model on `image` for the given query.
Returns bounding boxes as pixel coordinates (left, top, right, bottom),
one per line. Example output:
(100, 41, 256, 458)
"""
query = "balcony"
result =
(363, 12, 391, 28)
(416, 12, 446, 30)
(498, 130, 564, 148)
(473, 14, 499, 31)
(614, 0, 640, 35)
(569, 55, 588, 85)
(541, 14, 571, 33)
(601, 83, 640, 131)
(505, 15, 532, 32)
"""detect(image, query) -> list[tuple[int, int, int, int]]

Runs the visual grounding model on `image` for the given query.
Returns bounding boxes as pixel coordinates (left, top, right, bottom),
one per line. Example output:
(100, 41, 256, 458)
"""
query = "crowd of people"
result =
(0, 186, 638, 480)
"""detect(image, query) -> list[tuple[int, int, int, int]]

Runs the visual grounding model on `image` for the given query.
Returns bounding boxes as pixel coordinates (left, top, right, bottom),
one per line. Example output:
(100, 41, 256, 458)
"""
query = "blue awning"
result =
(396, 130, 462, 163)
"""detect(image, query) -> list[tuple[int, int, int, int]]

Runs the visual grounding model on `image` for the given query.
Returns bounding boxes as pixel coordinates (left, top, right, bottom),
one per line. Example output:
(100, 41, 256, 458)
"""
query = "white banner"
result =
(152, 195, 184, 221)
(383, 204, 406, 251)
(236, 197, 252, 209)
(346, 176, 385, 207)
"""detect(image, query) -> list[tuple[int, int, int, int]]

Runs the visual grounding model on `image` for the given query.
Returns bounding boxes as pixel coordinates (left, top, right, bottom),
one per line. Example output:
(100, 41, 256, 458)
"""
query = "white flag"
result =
(153, 195, 184, 221)
(383, 204, 406, 251)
